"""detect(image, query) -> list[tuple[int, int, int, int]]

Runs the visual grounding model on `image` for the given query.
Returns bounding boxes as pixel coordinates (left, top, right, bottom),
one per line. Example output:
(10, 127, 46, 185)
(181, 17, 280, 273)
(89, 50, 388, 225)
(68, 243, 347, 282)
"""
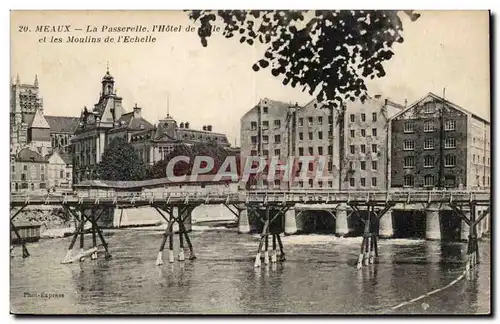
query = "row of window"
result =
(349, 112, 378, 123)
(348, 177, 378, 187)
(401, 174, 490, 187)
(404, 120, 456, 133)
(472, 154, 490, 165)
(250, 116, 334, 130)
(403, 138, 456, 150)
(403, 155, 457, 168)
(263, 179, 336, 188)
(349, 160, 378, 171)
(349, 144, 378, 154)
(12, 182, 46, 191)
(350, 128, 377, 138)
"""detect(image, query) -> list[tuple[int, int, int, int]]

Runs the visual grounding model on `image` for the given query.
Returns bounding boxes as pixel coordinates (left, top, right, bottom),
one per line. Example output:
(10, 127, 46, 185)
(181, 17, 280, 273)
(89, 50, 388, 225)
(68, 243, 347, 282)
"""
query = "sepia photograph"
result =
(9, 9, 491, 315)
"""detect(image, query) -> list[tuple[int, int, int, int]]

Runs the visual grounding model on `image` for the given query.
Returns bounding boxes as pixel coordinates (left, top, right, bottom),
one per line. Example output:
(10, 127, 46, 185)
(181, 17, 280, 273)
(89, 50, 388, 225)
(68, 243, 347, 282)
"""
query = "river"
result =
(10, 224, 490, 315)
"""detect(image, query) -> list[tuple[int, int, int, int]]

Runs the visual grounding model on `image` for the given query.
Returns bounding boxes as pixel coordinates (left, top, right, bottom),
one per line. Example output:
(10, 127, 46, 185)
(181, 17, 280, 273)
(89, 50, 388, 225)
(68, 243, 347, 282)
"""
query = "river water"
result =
(10, 224, 490, 315)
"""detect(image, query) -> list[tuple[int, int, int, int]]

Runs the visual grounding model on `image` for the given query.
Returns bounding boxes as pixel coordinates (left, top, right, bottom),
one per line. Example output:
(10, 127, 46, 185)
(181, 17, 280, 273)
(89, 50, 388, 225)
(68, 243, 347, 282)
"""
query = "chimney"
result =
(207, 125, 212, 132)
(180, 122, 185, 128)
(202, 125, 207, 131)
(133, 103, 142, 118)
(185, 122, 189, 129)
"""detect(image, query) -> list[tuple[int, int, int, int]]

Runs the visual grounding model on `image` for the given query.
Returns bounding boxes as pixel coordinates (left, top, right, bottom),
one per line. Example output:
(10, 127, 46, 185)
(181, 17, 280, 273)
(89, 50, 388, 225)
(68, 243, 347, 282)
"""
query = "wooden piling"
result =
(276, 233, 286, 261)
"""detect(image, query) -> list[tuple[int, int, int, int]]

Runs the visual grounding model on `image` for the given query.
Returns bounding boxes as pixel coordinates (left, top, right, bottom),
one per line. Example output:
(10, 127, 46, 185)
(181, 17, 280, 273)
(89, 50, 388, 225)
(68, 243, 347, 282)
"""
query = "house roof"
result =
(16, 148, 47, 163)
(389, 92, 490, 123)
(45, 116, 80, 133)
(109, 112, 154, 133)
(30, 109, 50, 129)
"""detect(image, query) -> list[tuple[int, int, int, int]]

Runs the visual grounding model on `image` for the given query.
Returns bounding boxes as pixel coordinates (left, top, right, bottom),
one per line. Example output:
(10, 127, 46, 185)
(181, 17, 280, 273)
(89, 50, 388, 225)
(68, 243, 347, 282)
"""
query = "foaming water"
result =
(10, 228, 490, 314)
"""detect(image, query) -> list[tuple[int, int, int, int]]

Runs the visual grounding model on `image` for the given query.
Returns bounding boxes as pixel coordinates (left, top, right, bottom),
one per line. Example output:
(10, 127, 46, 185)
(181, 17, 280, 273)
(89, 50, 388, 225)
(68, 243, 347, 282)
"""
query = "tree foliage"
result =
(97, 137, 148, 181)
(187, 10, 420, 108)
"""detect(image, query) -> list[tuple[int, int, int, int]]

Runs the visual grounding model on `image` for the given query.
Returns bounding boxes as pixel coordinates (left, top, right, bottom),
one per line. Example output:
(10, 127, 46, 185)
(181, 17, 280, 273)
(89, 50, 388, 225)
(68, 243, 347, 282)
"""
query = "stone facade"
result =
(11, 148, 48, 193)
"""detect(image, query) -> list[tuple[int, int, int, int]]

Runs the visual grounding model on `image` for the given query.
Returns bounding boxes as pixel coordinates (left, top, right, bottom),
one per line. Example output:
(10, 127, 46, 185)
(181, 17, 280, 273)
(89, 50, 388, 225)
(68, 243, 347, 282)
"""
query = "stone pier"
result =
(335, 207, 349, 237)
(426, 210, 441, 240)
(379, 212, 394, 238)
(284, 208, 297, 235)
(238, 208, 250, 234)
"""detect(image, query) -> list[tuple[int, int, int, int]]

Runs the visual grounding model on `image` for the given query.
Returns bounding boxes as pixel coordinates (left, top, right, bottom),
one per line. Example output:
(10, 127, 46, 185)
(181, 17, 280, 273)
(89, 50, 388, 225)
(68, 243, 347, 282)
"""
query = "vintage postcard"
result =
(10, 10, 491, 315)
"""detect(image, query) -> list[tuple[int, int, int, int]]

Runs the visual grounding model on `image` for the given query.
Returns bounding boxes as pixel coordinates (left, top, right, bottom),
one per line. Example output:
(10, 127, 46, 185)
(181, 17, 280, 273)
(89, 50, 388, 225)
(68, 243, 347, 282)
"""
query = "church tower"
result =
(101, 65, 115, 96)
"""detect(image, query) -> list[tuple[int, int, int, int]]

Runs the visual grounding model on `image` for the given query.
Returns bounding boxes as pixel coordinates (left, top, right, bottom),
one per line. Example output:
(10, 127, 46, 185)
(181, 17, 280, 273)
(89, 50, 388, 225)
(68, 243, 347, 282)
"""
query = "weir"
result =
(10, 180, 491, 273)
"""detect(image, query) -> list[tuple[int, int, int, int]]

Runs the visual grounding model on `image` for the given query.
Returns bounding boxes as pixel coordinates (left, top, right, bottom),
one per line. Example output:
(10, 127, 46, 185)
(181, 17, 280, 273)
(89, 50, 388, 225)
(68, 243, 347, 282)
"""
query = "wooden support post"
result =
(357, 236, 366, 270)
(168, 209, 175, 263)
(91, 208, 98, 260)
(61, 207, 86, 264)
(79, 207, 86, 262)
(271, 234, 277, 263)
(155, 207, 174, 266)
(264, 233, 269, 265)
(254, 215, 269, 268)
(10, 219, 30, 258)
(470, 202, 478, 266)
(180, 219, 196, 260)
(178, 207, 186, 262)
(277, 233, 286, 261)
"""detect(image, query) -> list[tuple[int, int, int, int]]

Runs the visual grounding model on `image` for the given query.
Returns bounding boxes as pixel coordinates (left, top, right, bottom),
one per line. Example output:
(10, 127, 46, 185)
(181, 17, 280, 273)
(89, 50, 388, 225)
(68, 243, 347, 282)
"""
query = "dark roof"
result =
(60, 152, 73, 164)
(16, 148, 47, 163)
(109, 112, 154, 132)
(22, 113, 35, 126)
(45, 116, 80, 133)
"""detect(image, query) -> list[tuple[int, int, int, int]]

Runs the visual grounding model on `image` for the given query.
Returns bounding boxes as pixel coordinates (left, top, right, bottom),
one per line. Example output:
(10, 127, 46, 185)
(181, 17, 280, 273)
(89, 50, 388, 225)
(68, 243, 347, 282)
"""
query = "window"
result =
(372, 128, 377, 137)
(424, 121, 434, 132)
(350, 145, 355, 154)
(31, 183, 35, 191)
(445, 120, 456, 131)
(424, 103, 434, 114)
(21, 174, 26, 181)
(308, 132, 313, 140)
(308, 117, 313, 126)
(372, 144, 377, 153)
(445, 138, 456, 148)
(404, 156, 415, 168)
(361, 161, 366, 170)
(41, 174, 45, 181)
(318, 132, 323, 140)
(299, 132, 303, 140)
(60, 170, 64, 178)
(404, 121, 415, 133)
(360, 178, 366, 187)
(473, 154, 476, 163)
(298, 118, 304, 126)
(424, 156, 434, 168)
(360, 145, 366, 153)
(361, 129, 366, 137)
(424, 175, 434, 187)
(318, 116, 323, 125)
(308, 147, 314, 155)
(11, 165, 14, 172)
(328, 181, 333, 188)
(66, 172, 70, 178)
(328, 145, 333, 155)
(263, 107, 268, 114)
(424, 138, 434, 150)
(372, 112, 377, 122)
(308, 179, 313, 187)
(445, 154, 456, 167)
(23, 165, 27, 171)
(299, 147, 304, 156)
(251, 136, 257, 144)
(350, 129, 355, 138)
(349, 161, 355, 170)
(318, 147, 323, 155)
(274, 149, 281, 156)
(372, 161, 377, 170)
(262, 135, 269, 144)
(445, 175, 456, 188)
(299, 181, 304, 188)
(263, 150, 269, 157)
(262, 121, 269, 130)
(274, 135, 281, 143)
(349, 178, 355, 187)
(328, 130, 333, 138)
(404, 140, 415, 150)
(274, 179, 280, 186)
(250, 121, 257, 130)
(372, 177, 377, 187)
(404, 175, 414, 187)
(350, 114, 355, 122)
(328, 116, 333, 125)
(274, 120, 281, 128)
(361, 113, 366, 122)
(318, 181, 323, 188)
(328, 160, 333, 171)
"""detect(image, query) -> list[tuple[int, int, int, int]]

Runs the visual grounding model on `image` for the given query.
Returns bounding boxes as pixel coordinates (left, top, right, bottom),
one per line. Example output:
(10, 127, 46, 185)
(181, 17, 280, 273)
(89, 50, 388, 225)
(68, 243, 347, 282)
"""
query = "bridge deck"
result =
(10, 190, 491, 207)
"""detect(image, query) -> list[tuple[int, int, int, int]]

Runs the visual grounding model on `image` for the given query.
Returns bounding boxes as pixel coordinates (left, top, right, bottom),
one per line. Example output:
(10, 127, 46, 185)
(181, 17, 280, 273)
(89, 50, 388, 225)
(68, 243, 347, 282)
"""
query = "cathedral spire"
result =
(34, 74, 38, 87)
(16, 74, 20, 84)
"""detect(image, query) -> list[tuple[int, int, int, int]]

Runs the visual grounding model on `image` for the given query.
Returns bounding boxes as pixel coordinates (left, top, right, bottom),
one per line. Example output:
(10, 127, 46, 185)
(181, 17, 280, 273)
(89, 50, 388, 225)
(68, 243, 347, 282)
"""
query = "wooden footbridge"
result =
(10, 180, 491, 271)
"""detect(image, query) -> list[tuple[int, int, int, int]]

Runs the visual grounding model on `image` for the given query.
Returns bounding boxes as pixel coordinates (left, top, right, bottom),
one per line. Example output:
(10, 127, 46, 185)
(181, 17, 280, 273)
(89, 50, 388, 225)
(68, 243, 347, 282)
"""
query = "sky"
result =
(10, 10, 490, 146)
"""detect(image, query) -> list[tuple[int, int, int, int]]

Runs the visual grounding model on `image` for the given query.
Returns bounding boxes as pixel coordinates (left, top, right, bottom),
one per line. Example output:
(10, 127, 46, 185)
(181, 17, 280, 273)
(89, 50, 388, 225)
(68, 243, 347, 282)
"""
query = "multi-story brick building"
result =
(341, 96, 404, 190)
(389, 92, 490, 189)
